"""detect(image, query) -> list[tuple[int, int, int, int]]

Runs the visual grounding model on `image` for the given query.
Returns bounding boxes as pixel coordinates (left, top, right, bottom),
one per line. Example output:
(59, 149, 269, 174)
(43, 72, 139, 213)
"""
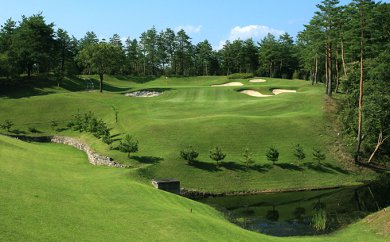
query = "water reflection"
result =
(197, 176, 390, 236)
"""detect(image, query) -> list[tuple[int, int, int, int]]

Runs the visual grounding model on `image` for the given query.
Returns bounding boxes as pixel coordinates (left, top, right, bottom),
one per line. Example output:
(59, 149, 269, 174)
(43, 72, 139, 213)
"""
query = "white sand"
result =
(249, 79, 267, 83)
(240, 90, 273, 97)
(212, 82, 244, 87)
(272, 89, 297, 95)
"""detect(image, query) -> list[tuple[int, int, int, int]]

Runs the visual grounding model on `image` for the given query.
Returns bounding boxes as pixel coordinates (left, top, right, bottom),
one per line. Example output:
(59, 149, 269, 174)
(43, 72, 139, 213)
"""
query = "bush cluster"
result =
(67, 111, 111, 142)
(227, 73, 254, 79)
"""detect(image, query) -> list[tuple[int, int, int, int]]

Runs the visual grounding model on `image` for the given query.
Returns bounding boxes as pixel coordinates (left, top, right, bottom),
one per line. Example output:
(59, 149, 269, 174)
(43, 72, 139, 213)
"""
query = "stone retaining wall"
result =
(51, 136, 126, 168)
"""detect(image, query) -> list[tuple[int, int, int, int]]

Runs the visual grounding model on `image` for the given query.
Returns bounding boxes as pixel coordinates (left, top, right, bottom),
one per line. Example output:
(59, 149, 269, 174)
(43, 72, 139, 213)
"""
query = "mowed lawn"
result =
(0, 135, 387, 241)
(0, 76, 374, 193)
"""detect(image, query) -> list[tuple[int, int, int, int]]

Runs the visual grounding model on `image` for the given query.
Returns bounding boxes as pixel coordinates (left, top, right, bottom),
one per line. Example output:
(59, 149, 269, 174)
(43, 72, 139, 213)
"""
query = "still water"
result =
(197, 176, 390, 236)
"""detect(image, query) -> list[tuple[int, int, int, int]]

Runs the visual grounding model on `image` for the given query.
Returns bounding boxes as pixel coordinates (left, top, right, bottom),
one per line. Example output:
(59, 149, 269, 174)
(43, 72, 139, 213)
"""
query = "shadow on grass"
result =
(275, 163, 304, 171)
(188, 160, 221, 172)
(132, 155, 163, 164)
(304, 162, 350, 174)
(10, 129, 27, 135)
(220, 161, 246, 171)
(251, 164, 272, 173)
(114, 75, 159, 84)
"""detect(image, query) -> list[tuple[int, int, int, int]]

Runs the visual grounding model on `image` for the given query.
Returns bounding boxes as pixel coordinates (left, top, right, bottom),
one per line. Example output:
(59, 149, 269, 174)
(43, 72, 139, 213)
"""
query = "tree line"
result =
(297, 0, 390, 164)
(0, 13, 299, 81)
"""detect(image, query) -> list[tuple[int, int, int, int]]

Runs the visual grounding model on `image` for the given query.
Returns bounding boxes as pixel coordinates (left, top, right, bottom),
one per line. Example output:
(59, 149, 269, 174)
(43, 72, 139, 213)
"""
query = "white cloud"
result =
(214, 25, 284, 50)
(175, 25, 202, 34)
(228, 25, 284, 41)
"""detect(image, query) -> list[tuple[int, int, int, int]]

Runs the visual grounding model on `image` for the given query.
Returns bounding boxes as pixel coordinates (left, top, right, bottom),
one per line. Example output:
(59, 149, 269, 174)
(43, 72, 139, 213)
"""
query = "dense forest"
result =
(0, 0, 389, 165)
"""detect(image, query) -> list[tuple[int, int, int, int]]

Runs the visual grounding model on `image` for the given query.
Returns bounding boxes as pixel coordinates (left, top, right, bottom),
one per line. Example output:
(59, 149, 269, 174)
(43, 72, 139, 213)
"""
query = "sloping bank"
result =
(5, 134, 126, 168)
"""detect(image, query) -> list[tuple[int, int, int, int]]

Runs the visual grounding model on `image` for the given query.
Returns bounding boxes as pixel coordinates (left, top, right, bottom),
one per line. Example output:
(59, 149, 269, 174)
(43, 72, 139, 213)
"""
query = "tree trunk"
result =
(368, 131, 388, 163)
(325, 49, 328, 93)
(335, 47, 340, 93)
(27, 65, 32, 78)
(314, 56, 318, 84)
(327, 45, 333, 96)
(341, 40, 347, 79)
(355, 29, 364, 163)
(99, 73, 103, 93)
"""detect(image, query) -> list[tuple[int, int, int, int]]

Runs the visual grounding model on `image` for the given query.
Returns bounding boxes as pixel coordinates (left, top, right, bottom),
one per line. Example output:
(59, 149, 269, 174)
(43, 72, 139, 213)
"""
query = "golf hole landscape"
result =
(1, 0, 389, 241)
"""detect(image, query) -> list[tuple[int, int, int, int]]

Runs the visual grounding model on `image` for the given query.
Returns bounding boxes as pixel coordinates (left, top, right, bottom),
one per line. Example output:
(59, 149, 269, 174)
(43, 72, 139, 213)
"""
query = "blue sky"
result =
(0, 0, 375, 49)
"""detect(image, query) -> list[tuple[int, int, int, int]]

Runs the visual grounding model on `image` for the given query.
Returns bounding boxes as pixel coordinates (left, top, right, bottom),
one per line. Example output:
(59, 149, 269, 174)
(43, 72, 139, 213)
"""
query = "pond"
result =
(197, 175, 390, 236)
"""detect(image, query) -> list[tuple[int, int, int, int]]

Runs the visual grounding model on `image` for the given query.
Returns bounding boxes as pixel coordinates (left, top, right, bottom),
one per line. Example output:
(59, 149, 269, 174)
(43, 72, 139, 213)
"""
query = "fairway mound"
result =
(272, 89, 297, 95)
(249, 79, 267, 83)
(125, 90, 162, 97)
(240, 90, 273, 97)
(212, 82, 243, 87)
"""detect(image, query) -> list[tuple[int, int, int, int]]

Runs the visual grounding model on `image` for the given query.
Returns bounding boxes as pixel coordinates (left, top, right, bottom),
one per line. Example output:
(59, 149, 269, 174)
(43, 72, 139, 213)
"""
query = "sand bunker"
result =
(249, 79, 267, 83)
(240, 90, 273, 97)
(212, 82, 244, 87)
(240, 89, 297, 97)
(124, 90, 162, 97)
(272, 89, 297, 95)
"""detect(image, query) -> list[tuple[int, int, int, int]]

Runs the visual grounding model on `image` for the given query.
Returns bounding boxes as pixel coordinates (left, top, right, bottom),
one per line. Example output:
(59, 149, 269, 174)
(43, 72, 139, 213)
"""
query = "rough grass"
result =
(0, 135, 387, 241)
(0, 75, 376, 194)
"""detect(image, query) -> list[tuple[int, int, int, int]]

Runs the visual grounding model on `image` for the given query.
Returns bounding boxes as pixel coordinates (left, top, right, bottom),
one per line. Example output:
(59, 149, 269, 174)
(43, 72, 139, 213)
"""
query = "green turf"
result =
(0, 76, 375, 193)
(0, 135, 387, 241)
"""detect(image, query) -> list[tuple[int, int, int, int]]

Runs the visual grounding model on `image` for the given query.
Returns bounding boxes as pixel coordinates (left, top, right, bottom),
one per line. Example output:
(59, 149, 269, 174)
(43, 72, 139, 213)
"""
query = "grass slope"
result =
(0, 76, 374, 193)
(0, 135, 387, 241)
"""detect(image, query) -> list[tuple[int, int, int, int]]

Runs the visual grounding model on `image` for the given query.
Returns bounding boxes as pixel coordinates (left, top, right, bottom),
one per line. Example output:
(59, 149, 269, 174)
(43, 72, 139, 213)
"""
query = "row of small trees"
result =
(180, 144, 326, 168)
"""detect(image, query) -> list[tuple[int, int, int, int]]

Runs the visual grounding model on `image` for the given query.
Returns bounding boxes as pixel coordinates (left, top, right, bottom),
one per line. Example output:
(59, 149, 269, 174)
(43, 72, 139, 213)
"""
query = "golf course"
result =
(0, 75, 388, 241)
(1, 0, 390, 240)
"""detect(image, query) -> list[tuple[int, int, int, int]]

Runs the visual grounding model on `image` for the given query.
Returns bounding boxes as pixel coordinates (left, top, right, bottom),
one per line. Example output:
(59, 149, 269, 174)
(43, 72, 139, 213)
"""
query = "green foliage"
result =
(227, 73, 254, 79)
(50, 120, 59, 132)
(312, 148, 326, 165)
(266, 146, 279, 165)
(28, 127, 39, 133)
(293, 144, 306, 163)
(312, 201, 327, 231)
(0, 119, 13, 132)
(180, 145, 199, 164)
(118, 134, 139, 158)
(209, 146, 226, 166)
(242, 147, 255, 168)
(67, 111, 110, 139)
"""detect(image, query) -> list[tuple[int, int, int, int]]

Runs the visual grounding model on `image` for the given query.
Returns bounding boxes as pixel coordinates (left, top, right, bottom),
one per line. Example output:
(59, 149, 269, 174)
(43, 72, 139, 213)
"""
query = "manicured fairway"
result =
(0, 76, 374, 193)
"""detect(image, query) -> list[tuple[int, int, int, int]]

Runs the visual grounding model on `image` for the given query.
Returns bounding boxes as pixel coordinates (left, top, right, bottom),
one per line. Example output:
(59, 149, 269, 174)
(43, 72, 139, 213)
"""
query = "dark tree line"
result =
(0, 14, 299, 79)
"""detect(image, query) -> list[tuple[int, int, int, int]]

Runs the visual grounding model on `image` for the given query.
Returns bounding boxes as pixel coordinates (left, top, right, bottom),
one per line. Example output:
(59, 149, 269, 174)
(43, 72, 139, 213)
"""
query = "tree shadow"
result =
(322, 162, 350, 174)
(188, 160, 221, 172)
(10, 129, 27, 135)
(275, 163, 304, 171)
(117, 75, 159, 84)
(131, 155, 163, 164)
(304, 162, 350, 174)
(304, 162, 335, 174)
(219, 161, 246, 171)
(250, 164, 272, 173)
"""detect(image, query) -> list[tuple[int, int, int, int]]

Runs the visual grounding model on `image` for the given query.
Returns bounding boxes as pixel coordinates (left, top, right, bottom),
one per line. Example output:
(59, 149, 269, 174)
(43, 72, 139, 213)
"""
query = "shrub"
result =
(51, 120, 59, 131)
(293, 144, 306, 164)
(180, 145, 199, 164)
(227, 73, 254, 79)
(242, 147, 255, 168)
(0, 119, 13, 132)
(266, 146, 279, 165)
(312, 148, 326, 165)
(118, 134, 138, 158)
(209, 146, 226, 167)
(102, 133, 113, 145)
(28, 127, 39, 133)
